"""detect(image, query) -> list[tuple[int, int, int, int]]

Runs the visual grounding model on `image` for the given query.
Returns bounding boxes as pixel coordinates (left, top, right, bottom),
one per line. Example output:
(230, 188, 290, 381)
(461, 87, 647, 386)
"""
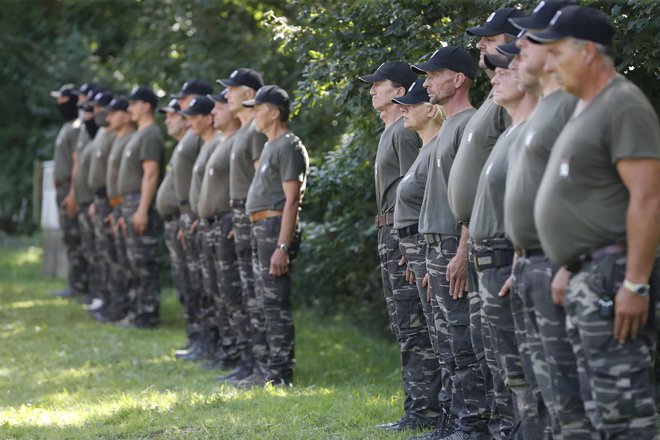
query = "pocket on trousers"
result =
(395, 290, 425, 333)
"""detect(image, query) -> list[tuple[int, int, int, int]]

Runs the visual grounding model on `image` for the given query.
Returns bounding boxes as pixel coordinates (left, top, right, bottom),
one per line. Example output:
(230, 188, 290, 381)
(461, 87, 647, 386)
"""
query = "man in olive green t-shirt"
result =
(359, 61, 440, 432)
(530, 6, 660, 437)
(239, 85, 309, 387)
(116, 86, 164, 329)
(502, 2, 591, 438)
(104, 97, 135, 323)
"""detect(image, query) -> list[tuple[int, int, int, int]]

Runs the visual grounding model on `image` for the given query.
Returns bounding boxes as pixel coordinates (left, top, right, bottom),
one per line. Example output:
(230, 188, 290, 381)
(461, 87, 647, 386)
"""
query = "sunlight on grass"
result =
(9, 246, 42, 267)
(0, 298, 59, 311)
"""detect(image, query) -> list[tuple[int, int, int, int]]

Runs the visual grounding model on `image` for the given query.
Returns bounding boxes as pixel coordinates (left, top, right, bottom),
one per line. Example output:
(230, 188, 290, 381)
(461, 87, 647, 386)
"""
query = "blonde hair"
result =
(425, 102, 446, 123)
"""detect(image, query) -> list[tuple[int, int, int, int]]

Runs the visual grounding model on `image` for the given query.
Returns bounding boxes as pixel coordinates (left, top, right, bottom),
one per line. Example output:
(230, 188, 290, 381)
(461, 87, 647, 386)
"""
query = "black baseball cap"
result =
(242, 85, 290, 109)
(466, 8, 525, 36)
(484, 53, 514, 70)
(72, 82, 94, 97)
(208, 89, 228, 103)
(391, 79, 430, 105)
(411, 46, 478, 80)
(358, 61, 417, 89)
(180, 96, 214, 116)
(127, 86, 158, 108)
(50, 83, 77, 99)
(106, 97, 129, 112)
(527, 5, 615, 46)
(496, 41, 521, 56)
(510, 0, 576, 31)
(170, 79, 213, 98)
(91, 90, 115, 107)
(217, 68, 264, 91)
(157, 98, 181, 114)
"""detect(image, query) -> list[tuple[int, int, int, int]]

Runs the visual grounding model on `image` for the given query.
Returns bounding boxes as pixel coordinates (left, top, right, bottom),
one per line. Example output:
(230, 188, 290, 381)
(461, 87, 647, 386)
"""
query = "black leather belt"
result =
(471, 240, 515, 272)
(514, 247, 545, 258)
(397, 223, 419, 239)
(566, 243, 627, 273)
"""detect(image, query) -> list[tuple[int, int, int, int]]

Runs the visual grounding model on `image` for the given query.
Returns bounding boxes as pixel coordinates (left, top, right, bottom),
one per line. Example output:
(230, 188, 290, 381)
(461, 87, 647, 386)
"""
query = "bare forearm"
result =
(138, 172, 159, 214)
(278, 196, 300, 246)
(626, 193, 660, 283)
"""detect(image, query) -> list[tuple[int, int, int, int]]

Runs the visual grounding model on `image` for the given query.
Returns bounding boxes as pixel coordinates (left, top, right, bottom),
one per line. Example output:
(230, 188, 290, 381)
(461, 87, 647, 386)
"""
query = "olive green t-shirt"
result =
(535, 75, 660, 266)
(198, 132, 236, 219)
(190, 133, 222, 215)
(87, 128, 117, 194)
(106, 130, 134, 198)
(246, 132, 309, 214)
(419, 108, 476, 235)
(504, 90, 577, 249)
(229, 120, 267, 200)
(74, 129, 95, 205)
(374, 116, 421, 214)
(447, 91, 511, 224)
(53, 120, 81, 184)
(469, 123, 526, 243)
(394, 137, 437, 229)
(155, 172, 178, 218)
(117, 123, 164, 196)
(172, 129, 202, 207)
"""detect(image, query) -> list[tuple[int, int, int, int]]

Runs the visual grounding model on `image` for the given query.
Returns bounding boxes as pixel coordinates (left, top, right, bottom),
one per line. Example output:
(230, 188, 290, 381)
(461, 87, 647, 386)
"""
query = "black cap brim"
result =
(358, 73, 388, 83)
(410, 62, 447, 74)
(158, 106, 178, 114)
(207, 93, 225, 103)
(217, 78, 240, 87)
(170, 92, 186, 99)
(484, 53, 512, 70)
(391, 95, 426, 105)
(509, 16, 547, 32)
(466, 25, 501, 36)
(526, 30, 565, 44)
(496, 42, 520, 56)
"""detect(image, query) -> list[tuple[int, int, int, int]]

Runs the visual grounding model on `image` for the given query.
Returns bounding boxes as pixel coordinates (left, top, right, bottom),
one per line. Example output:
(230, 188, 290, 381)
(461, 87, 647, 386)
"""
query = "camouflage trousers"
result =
(398, 233, 450, 418)
(207, 212, 249, 360)
(466, 249, 511, 439)
(379, 224, 440, 422)
(251, 216, 295, 380)
(513, 253, 595, 440)
(198, 219, 237, 360)
(163, 218, 193, 335)
(110, 206, 135, 315)
(426, 234, 489, 433)
(233, 204, 268, 371)
(121, 194, 161, 317)
(92, 196, 113, 306)
(78, 203, 102, 297)
(180, 212, 204, 338)
(476, 250, 545, 440)
(564, 253, 658, 439)
(56, 184, 87, 293)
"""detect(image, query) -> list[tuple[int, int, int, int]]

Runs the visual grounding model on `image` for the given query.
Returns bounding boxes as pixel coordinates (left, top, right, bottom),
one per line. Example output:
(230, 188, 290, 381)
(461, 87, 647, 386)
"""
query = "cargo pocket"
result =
(395, 289, 426, 336)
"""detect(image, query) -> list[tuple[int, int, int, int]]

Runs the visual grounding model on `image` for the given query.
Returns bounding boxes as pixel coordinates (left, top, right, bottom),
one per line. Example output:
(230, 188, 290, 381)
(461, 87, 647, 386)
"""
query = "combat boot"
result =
(378, 413, 435, 432)
(410, 407, 457, 440)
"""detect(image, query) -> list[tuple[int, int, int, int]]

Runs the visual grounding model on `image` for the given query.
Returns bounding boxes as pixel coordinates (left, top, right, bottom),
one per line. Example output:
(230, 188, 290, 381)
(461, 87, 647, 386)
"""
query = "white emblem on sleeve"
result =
(559, 159, 569, 178)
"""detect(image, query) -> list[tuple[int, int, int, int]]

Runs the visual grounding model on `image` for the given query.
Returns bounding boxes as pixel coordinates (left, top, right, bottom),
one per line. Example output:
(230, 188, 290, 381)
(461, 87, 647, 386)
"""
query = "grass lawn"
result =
(0, 236, 415, 439)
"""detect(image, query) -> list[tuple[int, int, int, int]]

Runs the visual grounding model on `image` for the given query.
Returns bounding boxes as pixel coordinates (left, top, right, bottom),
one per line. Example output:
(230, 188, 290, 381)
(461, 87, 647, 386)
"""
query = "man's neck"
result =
(138, 114, 155, 130)
(220, 121, 241, 138)
(576, 66, 616, 110)
(380, 105, 401, 128)
(200, 127, 215, 143)
(505, 93, 539, 126)
(236, 108, 252, 125)
(539, 74, 562, 99)
(116, 125, 135, 139)
(264, 121, 288, 142)
(442, 92, 473, 118)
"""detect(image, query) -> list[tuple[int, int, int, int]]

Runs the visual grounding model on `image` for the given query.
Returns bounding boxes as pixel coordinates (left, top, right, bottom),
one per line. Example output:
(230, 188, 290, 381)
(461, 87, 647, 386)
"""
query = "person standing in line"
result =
(215, 68, 268, 384)
(49, 84, 85, 299)
(411, 46, 492, 440)
(198, 89, 249, 372)
(531, 6, 660, 438)
(238, 85, 309, 387)
(469, 51, 542, 438)
(104, 96, 136, 323)
(446, 8, 522, 439)
(86, 90, 118, 320)
(502, 2, 595, 439)
(116, 86, 164, 329)
(359, 61, 441, 432)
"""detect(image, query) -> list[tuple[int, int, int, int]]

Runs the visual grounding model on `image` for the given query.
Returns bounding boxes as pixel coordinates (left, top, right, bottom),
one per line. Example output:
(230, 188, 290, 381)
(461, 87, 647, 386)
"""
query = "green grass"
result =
(0, 236, 416, 439)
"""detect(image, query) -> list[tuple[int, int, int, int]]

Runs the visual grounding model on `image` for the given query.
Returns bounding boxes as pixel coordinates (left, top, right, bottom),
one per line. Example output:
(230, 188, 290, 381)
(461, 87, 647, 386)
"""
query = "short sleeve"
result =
(249, 130, 267, 162)
(608, 104, 660, 163)
(140, 128, 163, 163)
(278, 139, 307, 183)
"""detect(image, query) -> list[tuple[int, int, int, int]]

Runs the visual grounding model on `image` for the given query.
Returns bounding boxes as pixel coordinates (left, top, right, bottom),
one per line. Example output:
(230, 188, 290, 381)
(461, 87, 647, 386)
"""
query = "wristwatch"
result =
(278, 243, 289, 253)
(623, 279, 650, 297)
